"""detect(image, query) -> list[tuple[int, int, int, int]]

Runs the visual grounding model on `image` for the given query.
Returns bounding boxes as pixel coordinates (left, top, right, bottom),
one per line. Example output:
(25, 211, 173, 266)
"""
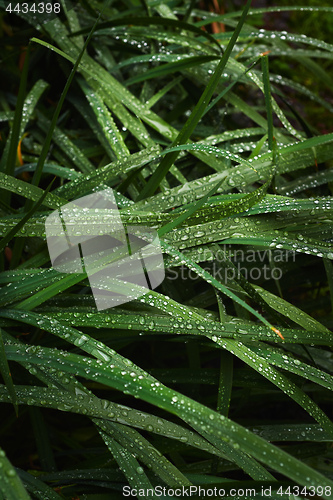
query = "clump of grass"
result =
(0, 1, 333, 498)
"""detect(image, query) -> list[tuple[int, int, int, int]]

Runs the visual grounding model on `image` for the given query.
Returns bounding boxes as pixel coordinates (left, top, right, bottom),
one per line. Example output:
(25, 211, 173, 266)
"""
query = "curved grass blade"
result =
(0, 172, 65, 209)
(159, 142, 256, 170)
(0, 329, 199, 487)
(53, 146, 160, 200)
(0, 321, 260, 482)
(15, 163, 81, 181)
(253, 285, 331, 334)
(0, 329, 223, 463)
(12, 309, 327, 345)
(0, 316, 294, 480)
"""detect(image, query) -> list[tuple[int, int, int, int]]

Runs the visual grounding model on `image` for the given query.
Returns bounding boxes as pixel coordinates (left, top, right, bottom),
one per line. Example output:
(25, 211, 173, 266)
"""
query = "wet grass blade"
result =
(0, 172, 65, 208)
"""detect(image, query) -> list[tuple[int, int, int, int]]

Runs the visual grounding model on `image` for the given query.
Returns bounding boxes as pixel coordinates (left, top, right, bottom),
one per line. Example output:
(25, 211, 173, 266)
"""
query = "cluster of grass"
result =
(0, 1, 333, 499)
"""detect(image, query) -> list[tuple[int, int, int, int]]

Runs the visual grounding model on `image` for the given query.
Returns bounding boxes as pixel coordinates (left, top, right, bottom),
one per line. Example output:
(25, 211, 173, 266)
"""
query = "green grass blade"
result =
(253, 285, 331, 334)
(98, 421, 191, 488)
(54, 146, 159, 200)
(249, 343, 333, 392)
(0, 171, 65, 207)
